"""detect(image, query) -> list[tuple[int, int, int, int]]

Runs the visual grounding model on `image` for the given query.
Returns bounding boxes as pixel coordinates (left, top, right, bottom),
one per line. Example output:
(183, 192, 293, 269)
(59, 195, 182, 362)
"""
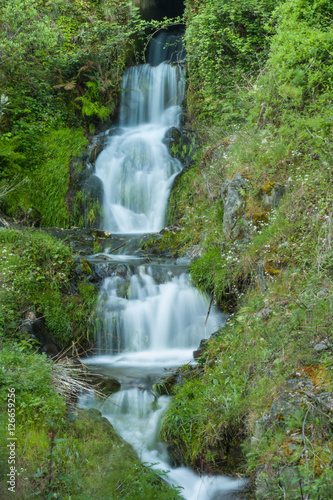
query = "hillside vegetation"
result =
(0, 0, 332, 498)
(157, 0, 333, 497)
(0, 2, 183, 498)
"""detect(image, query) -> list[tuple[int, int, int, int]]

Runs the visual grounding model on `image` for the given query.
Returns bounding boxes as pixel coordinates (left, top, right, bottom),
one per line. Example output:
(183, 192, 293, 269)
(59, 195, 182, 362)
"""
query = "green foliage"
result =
(0, 136, 25, 181)
(0, 344, 66, 423)
(159, 1, 333, 494)
(29, 127, 88, 227)
(185, 0, 278, 125)
(251, 0, 333, 133)
(75, 82, 115, 121)
(8, 408, 184, 499)
(0, 229, 97, 347)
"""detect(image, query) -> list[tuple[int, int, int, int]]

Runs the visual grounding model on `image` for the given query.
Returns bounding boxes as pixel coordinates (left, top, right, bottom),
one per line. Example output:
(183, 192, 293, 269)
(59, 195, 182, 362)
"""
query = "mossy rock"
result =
(89, 373, 121, 396)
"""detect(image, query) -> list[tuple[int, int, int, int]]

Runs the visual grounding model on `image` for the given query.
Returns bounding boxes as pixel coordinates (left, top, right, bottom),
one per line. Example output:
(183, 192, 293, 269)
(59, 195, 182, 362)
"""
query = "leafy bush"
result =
(185, 0, 278, 125)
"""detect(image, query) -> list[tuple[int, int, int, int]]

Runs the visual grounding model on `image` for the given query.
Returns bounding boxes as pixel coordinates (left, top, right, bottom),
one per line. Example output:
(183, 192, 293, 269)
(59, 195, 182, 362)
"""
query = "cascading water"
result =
(95, 32, 185, 234)
(97, 266, 222, 355)
(82, 31, 246, 499)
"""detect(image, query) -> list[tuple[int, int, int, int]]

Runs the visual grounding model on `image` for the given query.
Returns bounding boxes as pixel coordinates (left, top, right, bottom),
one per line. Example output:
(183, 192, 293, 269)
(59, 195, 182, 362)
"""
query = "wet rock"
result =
(154, 370, 180, 395)
(41, 226, 116, 256)
(163, 126, 182, 152)
(75, 257, 95, 281)
(116, 277, 130, 298)
(91, 262, 119, 280)
(163, 127, 198, 170)
(193, 331, 220, 361)
(78, 174, 104, 229)
(88, 373, 121, 396)
(221, 175, 251, 243)
(87, 132, 109, 165)
(21, 311, 59, 356)
(193, 339, 208, 360)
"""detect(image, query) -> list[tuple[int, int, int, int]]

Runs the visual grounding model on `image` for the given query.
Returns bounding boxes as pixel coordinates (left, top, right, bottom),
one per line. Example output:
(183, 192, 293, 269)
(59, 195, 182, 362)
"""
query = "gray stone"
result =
(256, 261, 267, 293)
(256, 306, 272, 320)
(314, 341, 331, 352)
(221, 175, 251, 243)
(262, 183, 286, 209)
(317, 288, 330, 299)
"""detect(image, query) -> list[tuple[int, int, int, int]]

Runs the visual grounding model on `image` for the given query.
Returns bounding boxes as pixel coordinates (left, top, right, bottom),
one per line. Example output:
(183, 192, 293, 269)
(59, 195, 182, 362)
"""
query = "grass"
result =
(158, 16, 333, 492)
(0, 228, 98, 348)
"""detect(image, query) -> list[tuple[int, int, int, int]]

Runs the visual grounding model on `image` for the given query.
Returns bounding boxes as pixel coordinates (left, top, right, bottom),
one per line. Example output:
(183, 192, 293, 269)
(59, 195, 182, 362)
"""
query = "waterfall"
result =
(83, 31, 246, 499)
(95, 32, 185, 234)
(96, 266, 223, 355)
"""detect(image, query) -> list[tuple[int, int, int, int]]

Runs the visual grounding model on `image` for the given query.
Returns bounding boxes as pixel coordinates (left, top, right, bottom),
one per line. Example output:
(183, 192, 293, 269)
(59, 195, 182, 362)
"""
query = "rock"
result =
(261, 183, 286, 209)
(314, 340, 332, 352)
(221, 175, 251, 243)
(251, 373, 314, 437)
(163, 126, 182, 152)
(193, 339, 208, 360)
(154, 371, 180, 395)
(256, 261, 267, 293)
(80, 175, 104, 229)
(21, 311, 59, 356)
(88, 373, 121, 396)
(193, 331, 220, 361)
(255, 465, 301, 500)
(317, 288, 330, 299)
(163, 127, 198, 170)
(75, 257, 95, 281)
(256, 306, 272, 320)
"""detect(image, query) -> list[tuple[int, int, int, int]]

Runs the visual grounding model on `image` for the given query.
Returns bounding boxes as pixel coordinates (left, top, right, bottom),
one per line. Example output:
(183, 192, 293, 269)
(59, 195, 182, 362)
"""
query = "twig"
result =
(109, 242, 126, 254)
(304, 390, 333, 413)
(302, 408, 311, 470)
(204, 296, 214, 326)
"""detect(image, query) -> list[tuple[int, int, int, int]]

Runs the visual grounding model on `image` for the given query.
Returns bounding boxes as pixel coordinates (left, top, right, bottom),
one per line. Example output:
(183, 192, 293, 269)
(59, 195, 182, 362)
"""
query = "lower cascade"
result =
(82, 31, 246, 499)
(82, 262, 246, 499)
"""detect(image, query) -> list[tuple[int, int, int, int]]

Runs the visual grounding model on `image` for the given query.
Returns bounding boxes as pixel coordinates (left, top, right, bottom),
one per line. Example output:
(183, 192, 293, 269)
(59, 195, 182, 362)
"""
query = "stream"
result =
(80, 31, 246, 499)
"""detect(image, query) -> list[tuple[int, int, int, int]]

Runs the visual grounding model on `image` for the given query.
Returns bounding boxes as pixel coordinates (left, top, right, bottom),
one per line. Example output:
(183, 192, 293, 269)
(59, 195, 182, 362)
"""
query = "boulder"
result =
(221, 175, 251, 243)
(21, 311, 59, 356)
(163, 126, 198, 171)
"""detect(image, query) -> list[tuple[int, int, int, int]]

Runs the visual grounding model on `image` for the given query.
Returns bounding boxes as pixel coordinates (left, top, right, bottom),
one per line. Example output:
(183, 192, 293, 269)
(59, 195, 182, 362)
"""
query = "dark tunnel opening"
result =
(140, 0, 184, 22)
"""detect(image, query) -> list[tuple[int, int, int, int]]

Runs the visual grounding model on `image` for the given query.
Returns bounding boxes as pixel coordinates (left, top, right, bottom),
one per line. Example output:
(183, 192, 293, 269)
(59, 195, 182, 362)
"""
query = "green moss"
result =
(30, 128, 88, 227)
(7, 406, 183, 499)
(261, 182, 277, 196)
(0, 229, 97, 348)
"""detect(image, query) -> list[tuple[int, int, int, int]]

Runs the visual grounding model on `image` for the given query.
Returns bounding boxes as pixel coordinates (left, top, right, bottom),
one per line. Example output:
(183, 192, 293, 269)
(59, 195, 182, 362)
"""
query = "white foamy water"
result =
(83, 32, 247, 500)
(95, 59, 185, 234)
(95, 267, 223, 354)
(83, 265, 246, 499)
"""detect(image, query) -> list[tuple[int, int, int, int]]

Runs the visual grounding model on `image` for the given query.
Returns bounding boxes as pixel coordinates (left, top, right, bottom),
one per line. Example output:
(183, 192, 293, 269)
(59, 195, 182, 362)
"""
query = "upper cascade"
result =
(94, 31, 185, 234)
